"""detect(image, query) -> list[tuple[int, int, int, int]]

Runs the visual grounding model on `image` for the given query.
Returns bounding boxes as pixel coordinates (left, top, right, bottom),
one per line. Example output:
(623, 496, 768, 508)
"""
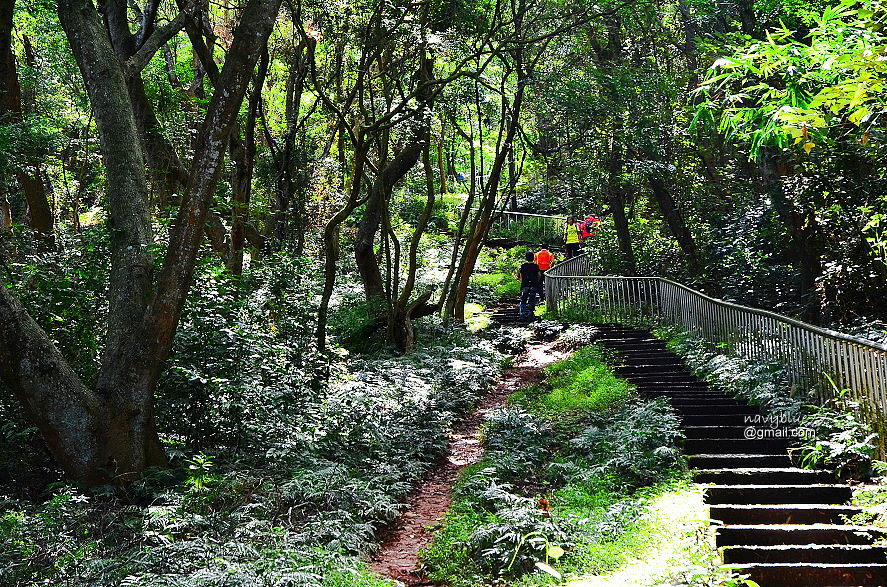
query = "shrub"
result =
(798, 386, 877, 479)
(470, 271, 522, 298)
(573, 398, 685, 488)
(483, 409, 554, 482)
(661, 327, 805, 421)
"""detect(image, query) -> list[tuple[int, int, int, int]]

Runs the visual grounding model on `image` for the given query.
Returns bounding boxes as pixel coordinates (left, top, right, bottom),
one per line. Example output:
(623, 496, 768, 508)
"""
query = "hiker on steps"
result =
(516, 251, 541, 321)
(563, 216, 582, 259)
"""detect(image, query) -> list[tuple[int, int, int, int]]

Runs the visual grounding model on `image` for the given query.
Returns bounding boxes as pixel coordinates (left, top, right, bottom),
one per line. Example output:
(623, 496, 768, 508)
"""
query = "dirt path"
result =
(370, 340, 570, 586)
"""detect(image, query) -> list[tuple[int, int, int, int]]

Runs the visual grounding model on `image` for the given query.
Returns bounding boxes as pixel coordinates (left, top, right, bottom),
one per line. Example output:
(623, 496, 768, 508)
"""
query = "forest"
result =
(1, 0, 886, 585)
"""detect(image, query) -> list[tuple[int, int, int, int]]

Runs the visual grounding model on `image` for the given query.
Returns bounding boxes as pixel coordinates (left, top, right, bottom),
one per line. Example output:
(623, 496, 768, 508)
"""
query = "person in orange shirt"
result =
(534, 248, 554, 302)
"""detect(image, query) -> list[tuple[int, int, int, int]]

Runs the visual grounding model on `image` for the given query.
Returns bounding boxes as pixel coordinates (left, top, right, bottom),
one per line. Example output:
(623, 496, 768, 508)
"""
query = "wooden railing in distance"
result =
(545, 253, 887, 456)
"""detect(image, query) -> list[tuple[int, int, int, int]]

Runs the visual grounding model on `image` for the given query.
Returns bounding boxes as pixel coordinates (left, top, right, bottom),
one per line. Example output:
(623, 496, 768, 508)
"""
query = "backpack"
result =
(583, 218, 598, 235)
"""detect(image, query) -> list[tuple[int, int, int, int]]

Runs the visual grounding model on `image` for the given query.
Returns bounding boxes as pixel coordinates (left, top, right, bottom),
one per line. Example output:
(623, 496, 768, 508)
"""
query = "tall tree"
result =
(0, 0, 282, 484)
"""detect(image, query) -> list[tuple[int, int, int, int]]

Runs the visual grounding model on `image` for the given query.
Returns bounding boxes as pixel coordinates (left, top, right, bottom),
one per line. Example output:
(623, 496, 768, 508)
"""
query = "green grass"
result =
(464, 302, 492, 331)
(509, 345, 630, 420)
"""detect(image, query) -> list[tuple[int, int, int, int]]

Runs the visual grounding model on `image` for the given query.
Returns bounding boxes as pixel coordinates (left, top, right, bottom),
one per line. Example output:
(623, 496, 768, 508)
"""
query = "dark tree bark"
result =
(355, 137, 427, 313)
(760, 151, 822, 322)
(607, 118, 636, 275)
(228, 49, 268, 274)
(592, 17, 635, 274)
(648, 176, 699, 271)
(452, 48, 527, 318)
(60, 0, 155, 362)
(0, 194, 11, 228)
(677, 0, 700, 90)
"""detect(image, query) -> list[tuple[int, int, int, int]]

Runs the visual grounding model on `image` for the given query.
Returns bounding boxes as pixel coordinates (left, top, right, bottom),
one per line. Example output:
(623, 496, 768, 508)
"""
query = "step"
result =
(685, 426, 769, 439)
(650, 396, 738, 405)
(602, 344, 668, 353)
(644, 392, 733, 401)
(705, 484, 853, 505)
(613, 365, 698, 382)
(624, 374, 700, 382)
(599, 336, 664, 344)
(728, 563, 887, 586)
(688, 454, 792, 469)
(670, 399, 746, 408)
(716, 524, 886, 547)
(675, 405, 761, 416)
(634, 382, 715, 390)
(616, 357, 686, 367)
(722, 544, 887, 564)
(684, 438, 791, 454)
(693, 468, 835, 485)
(710, 504, 865, 525)
(681, 414, 762, 426)
(595, 329, 655, 338)
(637, 386, 717, 395)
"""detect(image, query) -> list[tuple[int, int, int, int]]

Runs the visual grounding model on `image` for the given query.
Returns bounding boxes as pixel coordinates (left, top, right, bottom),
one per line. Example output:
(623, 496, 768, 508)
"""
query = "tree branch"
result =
(125, 1, 205, 78)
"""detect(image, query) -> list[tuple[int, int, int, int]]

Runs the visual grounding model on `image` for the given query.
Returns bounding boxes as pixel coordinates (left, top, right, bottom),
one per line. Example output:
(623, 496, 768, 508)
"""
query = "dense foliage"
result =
(422, 342, 686, 585)
(2, 0, 886, 584)
(1, 246, 503, 585)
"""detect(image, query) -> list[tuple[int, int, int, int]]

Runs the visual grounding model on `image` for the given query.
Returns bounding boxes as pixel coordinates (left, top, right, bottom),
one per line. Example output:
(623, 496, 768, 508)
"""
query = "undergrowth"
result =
(421, 342, 686, 586)
(0, 256, 503, 586)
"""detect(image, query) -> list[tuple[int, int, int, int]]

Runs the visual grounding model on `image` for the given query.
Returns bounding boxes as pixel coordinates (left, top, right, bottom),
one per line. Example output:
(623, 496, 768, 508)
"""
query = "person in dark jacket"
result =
(516, 251, 541, 320)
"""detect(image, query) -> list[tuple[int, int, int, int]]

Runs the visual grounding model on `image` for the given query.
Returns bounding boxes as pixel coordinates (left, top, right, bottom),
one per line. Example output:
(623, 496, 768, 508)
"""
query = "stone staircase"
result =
(590, 323, 887, 587)
(489, 298, 538, 324)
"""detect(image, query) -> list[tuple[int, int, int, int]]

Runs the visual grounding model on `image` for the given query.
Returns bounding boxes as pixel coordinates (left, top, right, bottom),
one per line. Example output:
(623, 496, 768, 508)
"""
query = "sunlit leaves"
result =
(696, 0, 887, 159)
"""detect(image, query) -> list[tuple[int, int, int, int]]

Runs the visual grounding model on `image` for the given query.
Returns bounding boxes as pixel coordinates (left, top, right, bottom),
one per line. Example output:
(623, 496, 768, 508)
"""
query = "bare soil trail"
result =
(370, 339, 570, 586)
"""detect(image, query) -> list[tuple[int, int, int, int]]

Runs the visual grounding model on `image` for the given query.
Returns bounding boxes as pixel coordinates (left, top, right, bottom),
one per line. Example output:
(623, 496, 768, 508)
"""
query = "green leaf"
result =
(547, 544, 565, 560)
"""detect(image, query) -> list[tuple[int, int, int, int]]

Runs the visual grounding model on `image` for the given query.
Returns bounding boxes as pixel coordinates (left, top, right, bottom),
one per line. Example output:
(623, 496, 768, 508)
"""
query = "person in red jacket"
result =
(534, 248, 554, 301)
(581, 215, 601, 241)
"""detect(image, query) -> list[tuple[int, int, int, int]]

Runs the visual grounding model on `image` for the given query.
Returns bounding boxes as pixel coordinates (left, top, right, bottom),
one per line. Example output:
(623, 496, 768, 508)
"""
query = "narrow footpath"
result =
(593, 324, 887, 587)
(370, 337, 569, 585)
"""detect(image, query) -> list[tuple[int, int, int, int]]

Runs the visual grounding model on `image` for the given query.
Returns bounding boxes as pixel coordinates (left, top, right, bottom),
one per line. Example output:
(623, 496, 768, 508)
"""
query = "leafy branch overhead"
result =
(695, 0, 887, 158)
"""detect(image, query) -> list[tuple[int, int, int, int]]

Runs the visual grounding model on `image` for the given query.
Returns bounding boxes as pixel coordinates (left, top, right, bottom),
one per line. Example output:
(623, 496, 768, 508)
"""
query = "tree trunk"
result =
(440, 116, 478, 322)
(0, 284, 108, 482)
(355, 137, 426, 314)
(0, 192, 11, 228)
(760, 150, 821, 322)
(453, 51, 527, 316)
(607, 119, 636, 275)
(59, 0, 155, 368)
(648, 176, 699, 271)
(228, 49, 267, 274)
(437, 125, 448, 195)
(389, 144, 436, 352)
(316, 134, 369, 351)
(1, 2, 54, 243)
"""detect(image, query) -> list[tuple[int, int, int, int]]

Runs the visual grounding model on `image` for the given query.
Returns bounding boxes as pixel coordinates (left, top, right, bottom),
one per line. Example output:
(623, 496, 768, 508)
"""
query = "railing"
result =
(454, 206, 567, 244)
(545, 253, 887, 455)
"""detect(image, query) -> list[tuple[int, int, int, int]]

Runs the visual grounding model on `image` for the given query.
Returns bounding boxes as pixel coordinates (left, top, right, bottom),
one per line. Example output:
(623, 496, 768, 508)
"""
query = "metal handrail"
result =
(545, 254, 887, 455)
(454, 205, 567, 221)
(454, 205, 569, 245)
